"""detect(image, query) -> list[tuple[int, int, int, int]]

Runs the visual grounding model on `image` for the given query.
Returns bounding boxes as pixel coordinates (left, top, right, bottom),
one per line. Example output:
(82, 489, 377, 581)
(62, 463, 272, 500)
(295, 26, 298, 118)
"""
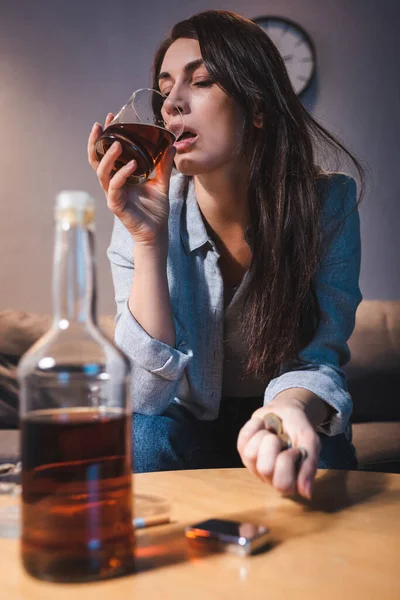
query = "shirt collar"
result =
(180, 177, 211, 254)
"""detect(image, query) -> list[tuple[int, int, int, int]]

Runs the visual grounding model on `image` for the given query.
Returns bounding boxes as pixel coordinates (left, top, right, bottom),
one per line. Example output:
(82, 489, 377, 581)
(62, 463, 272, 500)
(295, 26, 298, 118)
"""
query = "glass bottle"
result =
(17, 191, 134, 582)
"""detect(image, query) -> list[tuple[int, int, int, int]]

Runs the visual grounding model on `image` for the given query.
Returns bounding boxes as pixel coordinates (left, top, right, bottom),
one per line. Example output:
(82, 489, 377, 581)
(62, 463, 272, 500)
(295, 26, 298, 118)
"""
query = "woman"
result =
(87, 10, 363, 500)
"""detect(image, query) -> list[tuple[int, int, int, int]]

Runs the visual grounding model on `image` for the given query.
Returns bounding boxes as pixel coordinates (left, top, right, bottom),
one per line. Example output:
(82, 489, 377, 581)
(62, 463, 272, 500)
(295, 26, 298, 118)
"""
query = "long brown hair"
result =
(152, 10, 364, 381)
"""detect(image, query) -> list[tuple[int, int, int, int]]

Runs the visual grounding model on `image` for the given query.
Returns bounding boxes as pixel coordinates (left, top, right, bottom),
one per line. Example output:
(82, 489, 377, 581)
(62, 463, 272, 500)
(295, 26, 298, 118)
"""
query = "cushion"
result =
(353, 421, 400, 473)
(0, 310, 116, 428)
(346, 300, 400, 376)
(0, 355, 19, 428)
(345, 300, 400, 423)
(0, 429, 19, 464)
(0, 310, 51, 357)
(1, 302, 400, 428)
(0, 310, 116, 357)
(348, 374, 400, 423)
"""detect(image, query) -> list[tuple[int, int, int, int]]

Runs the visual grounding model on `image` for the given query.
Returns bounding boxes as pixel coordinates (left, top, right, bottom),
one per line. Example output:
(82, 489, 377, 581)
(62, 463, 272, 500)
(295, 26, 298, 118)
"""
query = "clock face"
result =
(253, 16, 316, 96)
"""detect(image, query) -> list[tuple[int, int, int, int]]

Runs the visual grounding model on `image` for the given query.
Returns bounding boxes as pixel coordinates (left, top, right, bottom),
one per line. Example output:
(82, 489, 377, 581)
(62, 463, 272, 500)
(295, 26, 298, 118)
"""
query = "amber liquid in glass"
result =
(21, 407, 134, 582)
(95, 122, 175, 183)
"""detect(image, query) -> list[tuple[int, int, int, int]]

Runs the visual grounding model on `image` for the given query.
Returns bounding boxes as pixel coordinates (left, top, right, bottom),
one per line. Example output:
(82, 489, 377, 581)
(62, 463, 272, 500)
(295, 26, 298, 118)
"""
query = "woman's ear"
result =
(253, 114, 263, 128)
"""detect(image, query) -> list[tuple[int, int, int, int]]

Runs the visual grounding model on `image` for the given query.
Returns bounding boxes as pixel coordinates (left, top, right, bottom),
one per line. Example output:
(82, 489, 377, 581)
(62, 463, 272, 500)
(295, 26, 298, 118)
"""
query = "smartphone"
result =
(185, 518, 270, 556)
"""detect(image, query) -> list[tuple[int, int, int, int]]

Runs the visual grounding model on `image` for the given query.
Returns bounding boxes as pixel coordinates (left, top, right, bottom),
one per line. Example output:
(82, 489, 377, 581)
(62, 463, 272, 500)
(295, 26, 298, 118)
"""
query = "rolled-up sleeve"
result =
(107, 216, 192, 415)
(264, 174, 362, 436)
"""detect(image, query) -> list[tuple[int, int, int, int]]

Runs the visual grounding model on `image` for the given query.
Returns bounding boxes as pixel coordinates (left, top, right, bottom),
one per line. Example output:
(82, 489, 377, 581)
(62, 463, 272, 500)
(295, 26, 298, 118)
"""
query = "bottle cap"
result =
(56, 191, 95, 211)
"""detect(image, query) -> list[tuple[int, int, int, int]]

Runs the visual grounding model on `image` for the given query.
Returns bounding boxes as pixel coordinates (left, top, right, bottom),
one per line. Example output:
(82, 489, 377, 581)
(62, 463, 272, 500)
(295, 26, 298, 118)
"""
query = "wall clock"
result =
(253, 16, 316, 96)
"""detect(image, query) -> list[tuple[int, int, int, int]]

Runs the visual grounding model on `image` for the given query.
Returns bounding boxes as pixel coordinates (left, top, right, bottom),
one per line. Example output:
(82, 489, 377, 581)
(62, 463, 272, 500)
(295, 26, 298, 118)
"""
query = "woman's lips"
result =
(174, 134, 198, 152)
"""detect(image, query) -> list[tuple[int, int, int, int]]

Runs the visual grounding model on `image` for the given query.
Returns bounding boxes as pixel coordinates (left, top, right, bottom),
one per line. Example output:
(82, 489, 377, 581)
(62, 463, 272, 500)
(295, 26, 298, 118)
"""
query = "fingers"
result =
(239, 408, 321, 499)
(296, 433, 321, 499)
(96, 141, 123, 192)
(237, 418, 267, 480)
(108, 160, 136, 191)
(240, 430, 268, 480)
(255, 433, 289, 483)
(271, 447, 308, 495)
(237, 417, 264, 455)
(255, 435, 317, 498)
(107, 160, 138, 215)
(104, 112, 115, 129)
(152, 146, 176, 190)
(87, 113, 115, 170)
(87, 122, 102, 169)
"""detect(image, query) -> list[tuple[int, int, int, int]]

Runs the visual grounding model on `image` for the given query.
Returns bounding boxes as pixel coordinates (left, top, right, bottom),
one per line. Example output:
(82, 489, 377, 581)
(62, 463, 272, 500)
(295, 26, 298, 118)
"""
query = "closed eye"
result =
(193, 80, 214, 87)
(160, 79, 214, 98)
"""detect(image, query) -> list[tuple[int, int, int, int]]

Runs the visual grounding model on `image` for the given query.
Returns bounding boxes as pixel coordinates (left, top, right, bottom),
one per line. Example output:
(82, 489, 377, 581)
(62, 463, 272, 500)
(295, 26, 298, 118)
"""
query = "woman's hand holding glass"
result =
(88, 89, 184, 247)
(87, 112, 177, 247)
(237, 397, 322, 499)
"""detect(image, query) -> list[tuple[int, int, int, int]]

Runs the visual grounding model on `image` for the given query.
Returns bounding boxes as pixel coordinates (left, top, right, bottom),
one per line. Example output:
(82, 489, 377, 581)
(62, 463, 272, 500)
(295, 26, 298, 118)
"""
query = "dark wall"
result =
(1, 0, 399, 314)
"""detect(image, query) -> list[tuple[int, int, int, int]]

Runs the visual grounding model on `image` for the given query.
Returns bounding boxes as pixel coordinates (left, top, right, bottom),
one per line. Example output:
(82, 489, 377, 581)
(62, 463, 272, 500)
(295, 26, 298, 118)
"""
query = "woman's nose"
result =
(163, 82, 190, 114)
(163, 96, 182, 117)
(163, 93, 188, 118)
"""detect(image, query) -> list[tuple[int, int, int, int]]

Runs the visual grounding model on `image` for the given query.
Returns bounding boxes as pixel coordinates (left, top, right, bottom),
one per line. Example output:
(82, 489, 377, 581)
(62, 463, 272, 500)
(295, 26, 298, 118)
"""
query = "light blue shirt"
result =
(107, 173, 362, 436)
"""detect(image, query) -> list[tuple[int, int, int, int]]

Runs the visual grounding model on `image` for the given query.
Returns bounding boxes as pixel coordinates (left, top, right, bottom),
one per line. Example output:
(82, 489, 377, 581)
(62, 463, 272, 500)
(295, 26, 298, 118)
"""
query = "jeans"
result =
(132, 397, 358, 473)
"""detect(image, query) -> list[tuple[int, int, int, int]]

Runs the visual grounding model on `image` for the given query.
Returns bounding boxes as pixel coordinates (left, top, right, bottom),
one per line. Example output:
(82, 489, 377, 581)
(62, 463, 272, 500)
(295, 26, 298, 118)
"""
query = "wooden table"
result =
(1, 468, 399, 599)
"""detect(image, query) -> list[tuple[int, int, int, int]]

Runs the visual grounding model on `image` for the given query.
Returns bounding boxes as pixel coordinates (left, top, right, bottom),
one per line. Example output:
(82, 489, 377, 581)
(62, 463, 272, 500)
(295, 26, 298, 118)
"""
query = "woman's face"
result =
(159, 38, 245, 176)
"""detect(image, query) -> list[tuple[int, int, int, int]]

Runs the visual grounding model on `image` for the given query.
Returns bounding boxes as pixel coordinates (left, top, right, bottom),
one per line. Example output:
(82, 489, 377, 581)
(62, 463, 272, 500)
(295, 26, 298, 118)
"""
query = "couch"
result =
(1, 301, 399, 472)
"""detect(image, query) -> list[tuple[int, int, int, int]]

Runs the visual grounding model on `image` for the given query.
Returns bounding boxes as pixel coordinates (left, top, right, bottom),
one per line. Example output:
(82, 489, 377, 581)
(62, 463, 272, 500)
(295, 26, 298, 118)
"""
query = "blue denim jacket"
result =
(108, 173, 362, 436)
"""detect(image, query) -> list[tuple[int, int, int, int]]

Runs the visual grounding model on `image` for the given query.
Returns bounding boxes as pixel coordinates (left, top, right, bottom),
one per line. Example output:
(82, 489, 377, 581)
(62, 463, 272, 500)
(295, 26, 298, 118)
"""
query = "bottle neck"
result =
(52, 216, 97, 326)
